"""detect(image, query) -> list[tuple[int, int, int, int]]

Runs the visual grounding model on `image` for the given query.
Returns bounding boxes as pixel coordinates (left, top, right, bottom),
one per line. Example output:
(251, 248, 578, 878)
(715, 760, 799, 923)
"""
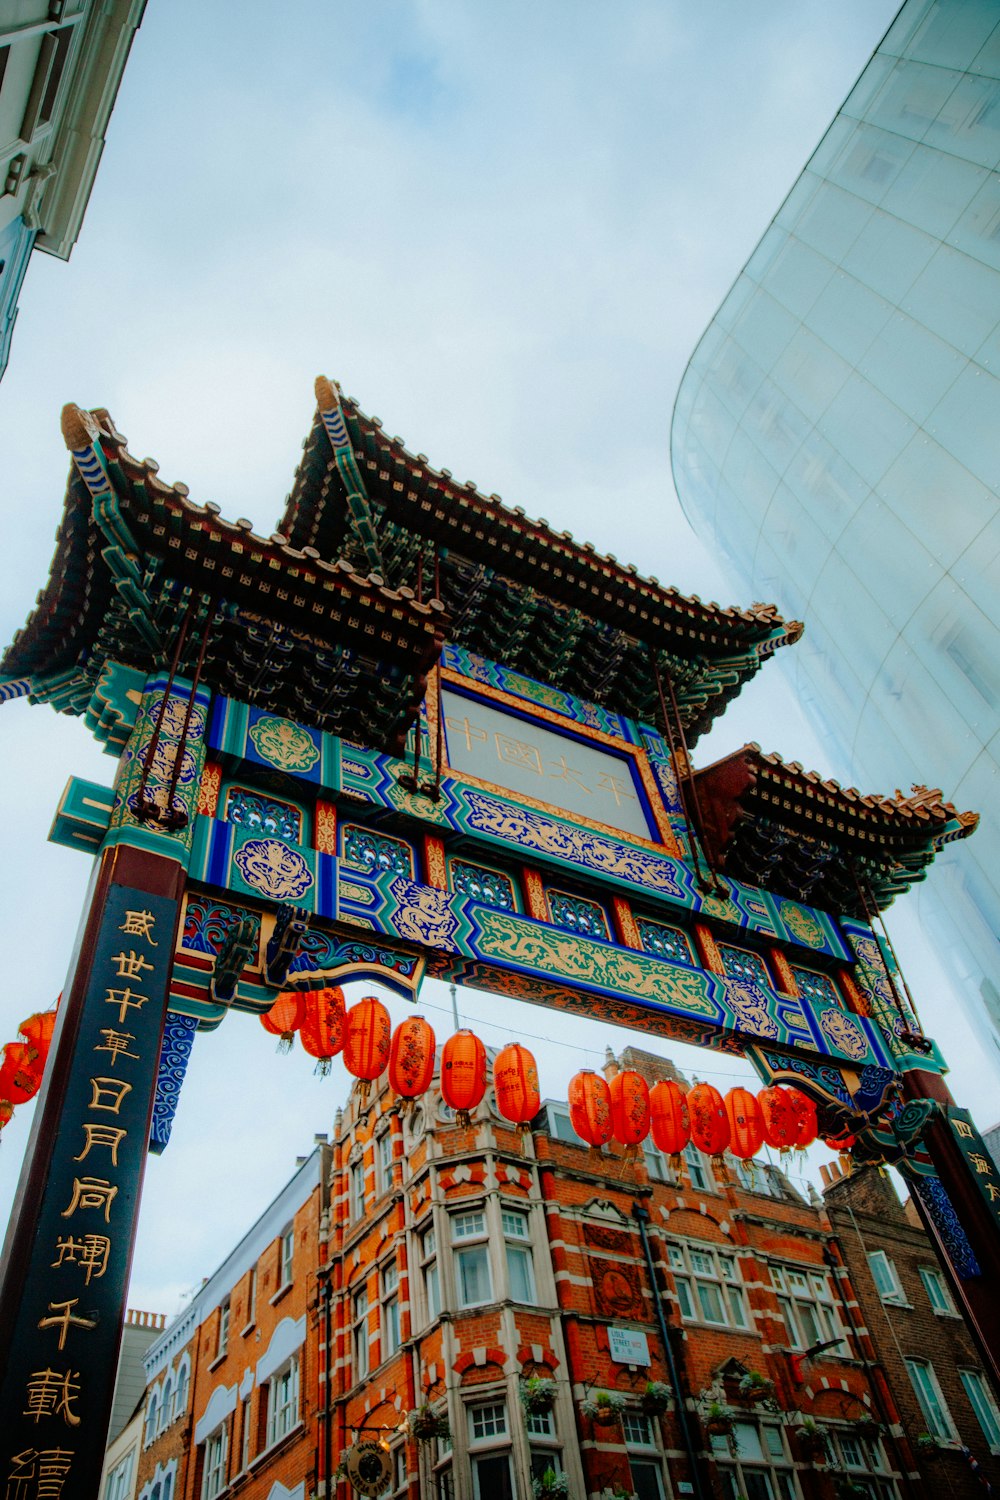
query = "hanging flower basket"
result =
(409, 1405, 450, 1443)
(581, 1390, 625, 1425)
(641, 1381, 672, 1417)
(521, 1377, 558, 1416)
(794, 1420, 830, 1460)
(853, 1416, 882, 1443)
(737, 1371, 775, 1403)
(916, 1433, 943, 1462)
(532, 1468, 570, 1500)
(703, 1402, 735, 1437)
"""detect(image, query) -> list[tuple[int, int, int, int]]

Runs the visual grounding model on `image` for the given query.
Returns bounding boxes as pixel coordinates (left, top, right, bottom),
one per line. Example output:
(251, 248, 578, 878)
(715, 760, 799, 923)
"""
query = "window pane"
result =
(961, 1369, 1000, 1447)
(425, 1261, 440, 1321)
(470, 1404, 508, 1440)
(472, 1454, 513, 1500)
(675, 1277, 695, 1319)
(905, 1359, 952, 1439)
(630, 1460, 665, 1500)
(697, 1281, 726, 1324)
(764, 1426, 785, 1458)
(507, 1245, 535, 1303)
(453, 1211, 486, 1240)
(526, 1409, 555, 1437)
(501, 1210, 529, 1239)
(623, 1411, 652, 1446)
(457, 1246, 492, 1306)
(732, 1423, 765, 1461)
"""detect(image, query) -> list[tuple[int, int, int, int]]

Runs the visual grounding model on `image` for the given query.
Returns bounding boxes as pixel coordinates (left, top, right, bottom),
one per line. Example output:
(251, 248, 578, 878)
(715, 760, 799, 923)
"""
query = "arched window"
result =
(160, 1377, 172, 1432)
(174, 1357, 190, 1418)
(144, 1389, 158, 1446)
(162, 1472, 174, 1500)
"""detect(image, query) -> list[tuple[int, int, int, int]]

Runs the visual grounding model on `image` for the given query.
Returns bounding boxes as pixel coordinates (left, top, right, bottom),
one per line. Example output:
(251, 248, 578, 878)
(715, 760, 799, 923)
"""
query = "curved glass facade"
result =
(671, 0, 1000, 1060)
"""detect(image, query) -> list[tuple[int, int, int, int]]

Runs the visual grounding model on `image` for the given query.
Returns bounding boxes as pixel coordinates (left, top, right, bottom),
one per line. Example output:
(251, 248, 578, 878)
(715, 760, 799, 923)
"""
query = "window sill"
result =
(249, 1419, 304, 1471)
(269, 1282, 292, 1308)
(878, 1297, 912, 1310)
(207, 1350, 227, 1372)
(678, 1316, 750, 1334)
(239, 1320, 256, 1339)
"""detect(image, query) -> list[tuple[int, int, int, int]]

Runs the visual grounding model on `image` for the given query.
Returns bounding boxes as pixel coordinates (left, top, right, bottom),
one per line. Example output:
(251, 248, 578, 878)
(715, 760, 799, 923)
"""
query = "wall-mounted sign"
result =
(608, 1326, 650, 1365)
(441, 688, 654, 840)
(344, 1439, 392, 1496)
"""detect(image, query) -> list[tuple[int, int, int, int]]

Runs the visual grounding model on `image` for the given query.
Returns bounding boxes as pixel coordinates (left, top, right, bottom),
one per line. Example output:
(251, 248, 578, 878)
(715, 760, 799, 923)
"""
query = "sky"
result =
(2, 0, 994, 1320)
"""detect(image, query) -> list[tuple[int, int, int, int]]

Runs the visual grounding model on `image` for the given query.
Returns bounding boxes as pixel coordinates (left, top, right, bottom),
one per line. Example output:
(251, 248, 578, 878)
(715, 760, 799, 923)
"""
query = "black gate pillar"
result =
(0, 673, 209, 1496)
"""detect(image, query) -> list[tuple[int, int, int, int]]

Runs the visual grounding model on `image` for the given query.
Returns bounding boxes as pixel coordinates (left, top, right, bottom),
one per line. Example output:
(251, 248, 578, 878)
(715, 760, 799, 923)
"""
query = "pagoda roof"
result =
(277, 378, 803, 743)
(694, 744, 978, 913)
(2, 405, 446, 752)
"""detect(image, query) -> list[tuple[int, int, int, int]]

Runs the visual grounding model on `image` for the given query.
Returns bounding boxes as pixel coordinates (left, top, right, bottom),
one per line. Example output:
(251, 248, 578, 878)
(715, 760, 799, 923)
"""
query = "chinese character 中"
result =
(87, 1076, 132, 1115)
(4, 1447, 74, 1500)
(104, 988, 149, 1025)
(22, 1370, 81, 1427)
(51, 1234, 111, 1284)
(61, 1176, 117, 1223)
(73, 1123, 127, 1167)
(547, 754, 590, 793)
(445, 716, 487, 752)
(109, 950, 154, 981)
(37, 1300, 97, 1352)
(93, 1029, 139, 1068)
(494, 733, 543, 775)
(119, 909, 157, 945)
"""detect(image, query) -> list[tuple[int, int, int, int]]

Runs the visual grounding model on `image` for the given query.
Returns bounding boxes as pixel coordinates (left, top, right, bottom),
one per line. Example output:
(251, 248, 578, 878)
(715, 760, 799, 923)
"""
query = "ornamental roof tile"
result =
(276, 377, 804, 742)
(2, 405, 446, 751)
(693, 744, 977, 913)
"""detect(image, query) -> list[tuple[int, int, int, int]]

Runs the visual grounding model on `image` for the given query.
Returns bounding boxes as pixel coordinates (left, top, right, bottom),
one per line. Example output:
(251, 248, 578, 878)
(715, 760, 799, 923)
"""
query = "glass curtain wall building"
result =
(671, 0, 1000, 1062)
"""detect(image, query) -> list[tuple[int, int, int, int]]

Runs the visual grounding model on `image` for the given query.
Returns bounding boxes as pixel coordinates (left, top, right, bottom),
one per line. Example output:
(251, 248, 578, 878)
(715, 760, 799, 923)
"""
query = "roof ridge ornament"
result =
(314, 374, 385, 579)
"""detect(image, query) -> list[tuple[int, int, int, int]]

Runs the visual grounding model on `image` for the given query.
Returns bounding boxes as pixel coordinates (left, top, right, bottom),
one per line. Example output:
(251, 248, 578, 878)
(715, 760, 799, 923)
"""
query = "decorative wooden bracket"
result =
(265, 904, 310, 987)
(210, 913, 261, 1006)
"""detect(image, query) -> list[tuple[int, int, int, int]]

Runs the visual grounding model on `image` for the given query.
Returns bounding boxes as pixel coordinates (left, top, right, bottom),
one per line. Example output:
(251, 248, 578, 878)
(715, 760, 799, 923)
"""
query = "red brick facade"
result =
(129, 1051, 1000, 1500)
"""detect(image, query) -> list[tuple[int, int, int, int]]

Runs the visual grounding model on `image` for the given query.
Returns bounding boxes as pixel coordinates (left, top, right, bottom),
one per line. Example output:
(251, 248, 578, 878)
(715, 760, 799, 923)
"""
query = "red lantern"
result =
(725, 1087, 764, 1161)
(20, 1010, 57, 1054)
(388, 1015, 436, 1104)
(493, 1043, 540, 1132)
(0, 1043, 44, 1106)
(788, 1089, 818, 1151)
(440, 1029, 487, 1126)
(649, 1079, 690, 1171)
(260, 991, 304, 1052)
(610, 1069, 650, 1153)
(568, 1070, 613, 1151)
(299, 986, 346, 1075)
(758, 1086, 799, 1153)
(343, 995, 392, 1100)
(688, 1081, 730, 1162)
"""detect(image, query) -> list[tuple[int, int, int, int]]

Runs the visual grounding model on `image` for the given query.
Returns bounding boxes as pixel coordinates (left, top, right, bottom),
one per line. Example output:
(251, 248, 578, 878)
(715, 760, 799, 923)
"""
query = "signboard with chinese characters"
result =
(0, 883, 178, 1498)
(948, 1106, 1000, 1235)
(608, 1326, 651, 1366)
(441, 688, 654, 841)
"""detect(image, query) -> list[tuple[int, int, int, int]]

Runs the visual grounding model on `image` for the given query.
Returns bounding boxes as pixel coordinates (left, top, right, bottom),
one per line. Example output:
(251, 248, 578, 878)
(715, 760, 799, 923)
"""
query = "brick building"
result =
(822, 1159, 1000, 1490)
(128, 1047, 1000, 1500)
(134, 1149, 329, 1500)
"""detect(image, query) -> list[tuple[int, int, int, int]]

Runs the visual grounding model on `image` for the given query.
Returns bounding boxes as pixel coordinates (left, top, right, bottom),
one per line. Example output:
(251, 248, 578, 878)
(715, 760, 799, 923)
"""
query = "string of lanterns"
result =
(0, 1003, 58, 1132)
(260, 989, 827, 1164)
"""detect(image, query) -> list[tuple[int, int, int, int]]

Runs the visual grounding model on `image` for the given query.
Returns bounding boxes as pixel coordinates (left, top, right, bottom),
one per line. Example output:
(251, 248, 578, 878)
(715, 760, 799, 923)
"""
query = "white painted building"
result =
(0, 0, 145, 377)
